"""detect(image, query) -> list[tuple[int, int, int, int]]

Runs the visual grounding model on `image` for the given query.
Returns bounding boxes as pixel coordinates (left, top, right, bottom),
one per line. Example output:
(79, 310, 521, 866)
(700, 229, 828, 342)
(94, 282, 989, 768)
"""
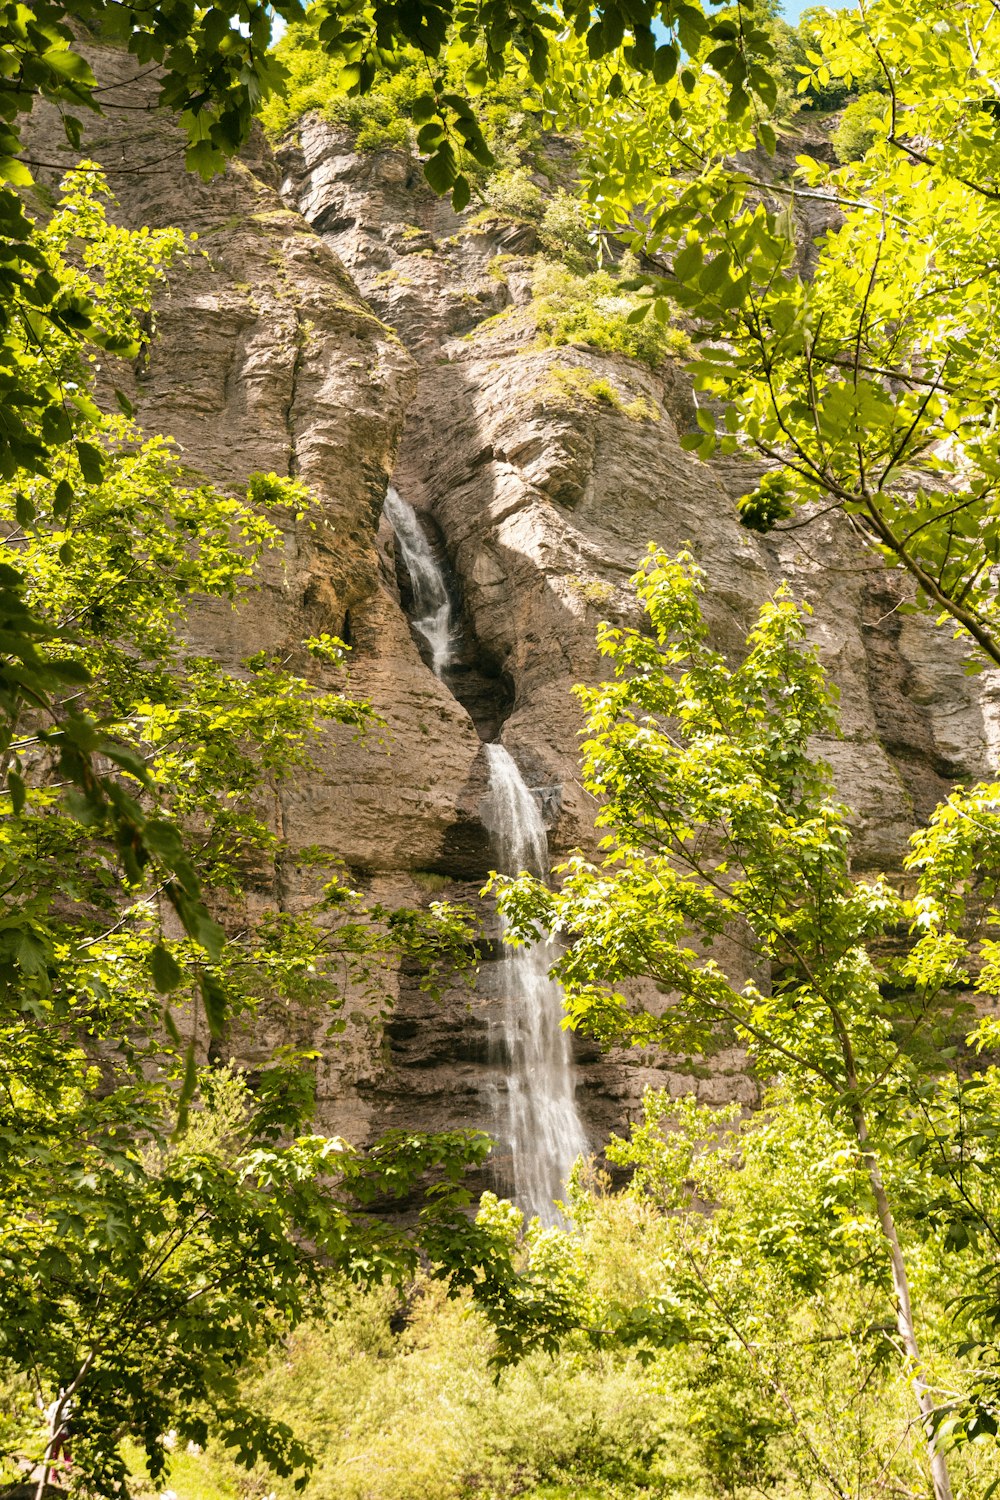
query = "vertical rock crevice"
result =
(383, 484, 588, 1217)
(284, 309, 306, 478)
(25, 72, 1000, 1170)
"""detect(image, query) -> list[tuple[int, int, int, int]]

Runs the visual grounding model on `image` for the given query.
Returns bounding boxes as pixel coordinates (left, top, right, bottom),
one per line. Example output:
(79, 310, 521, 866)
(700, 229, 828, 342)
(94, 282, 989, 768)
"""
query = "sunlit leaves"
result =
(0, 162, 499, 1493)
(487, 562, 1000, 1486)
(498, 551, 983, 1122)
(546, 0, 1000, 669)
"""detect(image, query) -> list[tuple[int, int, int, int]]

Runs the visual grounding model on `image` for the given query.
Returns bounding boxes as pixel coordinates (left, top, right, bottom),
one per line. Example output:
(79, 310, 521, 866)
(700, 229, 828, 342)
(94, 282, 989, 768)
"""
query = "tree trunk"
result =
(852, 1103, 954, 1500)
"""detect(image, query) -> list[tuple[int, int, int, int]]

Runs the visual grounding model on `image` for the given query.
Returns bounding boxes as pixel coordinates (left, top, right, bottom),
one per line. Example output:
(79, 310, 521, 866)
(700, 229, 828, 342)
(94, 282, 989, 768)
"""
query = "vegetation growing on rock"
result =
(530, 265, 688, 368)
(5, 1, 1000, 1497)
(260, 30, 541, 177)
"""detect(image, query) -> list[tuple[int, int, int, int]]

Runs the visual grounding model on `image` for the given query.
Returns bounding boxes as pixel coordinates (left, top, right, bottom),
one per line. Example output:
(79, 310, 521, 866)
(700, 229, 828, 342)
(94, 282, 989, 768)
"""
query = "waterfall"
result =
(482, 744, 588, 1223)
(384, 485, 454, 676)
(383, 486, 587, 1222)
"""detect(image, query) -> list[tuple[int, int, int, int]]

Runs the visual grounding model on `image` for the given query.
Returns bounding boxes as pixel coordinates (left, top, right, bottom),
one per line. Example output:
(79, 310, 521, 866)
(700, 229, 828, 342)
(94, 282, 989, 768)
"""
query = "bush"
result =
(832, 90, 889, 161)
(483, 165, 546, 221)
(261, 24, 540, 169)
(531, 263, 688, 368)
(260, 34, 422, 146)
(539, 190, 595, 272)
(172, 1276, 701, 1500)
(245, 470, 315, 510)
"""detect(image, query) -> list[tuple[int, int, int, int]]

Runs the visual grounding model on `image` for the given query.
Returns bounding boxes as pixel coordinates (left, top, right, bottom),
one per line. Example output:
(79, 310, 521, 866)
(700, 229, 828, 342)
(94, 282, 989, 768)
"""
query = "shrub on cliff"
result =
(539, 191, 597, 272)
(482, 165, 546, 220)
(832, 90, 888, 161)
(260, 25, 540, 172)
(260, 35, 424, 147)
(531, 264, 688, 368)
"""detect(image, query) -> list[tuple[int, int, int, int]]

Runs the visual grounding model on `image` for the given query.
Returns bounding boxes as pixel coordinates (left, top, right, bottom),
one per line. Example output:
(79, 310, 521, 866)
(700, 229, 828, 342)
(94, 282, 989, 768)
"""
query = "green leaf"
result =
(200, 971, 228, 1037)
(7, 770, 25, 813)
(174, 1040, 199, 1135)
(151, 942, 184, 994)
(0, 157, 33, 187)
(424, 145, 457, 195)
(653, 44, 678, 85)
(75, 440, 103, 485)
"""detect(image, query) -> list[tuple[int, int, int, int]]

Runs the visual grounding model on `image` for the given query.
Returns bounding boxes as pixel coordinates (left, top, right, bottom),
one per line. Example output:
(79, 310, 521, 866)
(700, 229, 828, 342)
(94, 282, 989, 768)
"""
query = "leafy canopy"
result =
(0, 166, 518, 1495)
(494, 551, 1000, 1497)
(541, 0, 1000, 668)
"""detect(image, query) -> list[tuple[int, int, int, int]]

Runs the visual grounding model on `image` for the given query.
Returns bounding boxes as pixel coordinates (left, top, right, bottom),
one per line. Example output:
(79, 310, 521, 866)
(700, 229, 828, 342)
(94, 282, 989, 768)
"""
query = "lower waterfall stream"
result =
(384, 487, 587, 1223)
(480, 744, 589, 1221)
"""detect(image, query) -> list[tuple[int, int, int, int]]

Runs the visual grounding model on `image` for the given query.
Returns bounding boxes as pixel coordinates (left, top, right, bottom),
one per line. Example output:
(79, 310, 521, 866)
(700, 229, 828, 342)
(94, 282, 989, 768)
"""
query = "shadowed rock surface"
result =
(23, 73, 1000, 1190)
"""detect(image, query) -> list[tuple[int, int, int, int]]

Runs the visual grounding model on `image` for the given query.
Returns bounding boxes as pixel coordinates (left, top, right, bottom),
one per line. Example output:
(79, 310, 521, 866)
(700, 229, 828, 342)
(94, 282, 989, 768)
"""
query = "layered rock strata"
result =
(23, 72, 1000, 1179)
(277, 117, 1000, 1146)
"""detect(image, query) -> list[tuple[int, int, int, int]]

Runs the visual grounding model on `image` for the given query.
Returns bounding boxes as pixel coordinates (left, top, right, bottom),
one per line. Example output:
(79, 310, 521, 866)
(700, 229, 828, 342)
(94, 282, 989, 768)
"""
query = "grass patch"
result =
(531, 263, 688, 369)
(567, 575, 616, 608)
(541, 363, 661, 421)
(487, 252, 518, 281)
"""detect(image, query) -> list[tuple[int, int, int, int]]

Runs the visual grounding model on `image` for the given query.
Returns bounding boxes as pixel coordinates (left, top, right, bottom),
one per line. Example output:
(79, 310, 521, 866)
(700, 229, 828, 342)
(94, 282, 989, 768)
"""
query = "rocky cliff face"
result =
(25, 73, 1000, 1189)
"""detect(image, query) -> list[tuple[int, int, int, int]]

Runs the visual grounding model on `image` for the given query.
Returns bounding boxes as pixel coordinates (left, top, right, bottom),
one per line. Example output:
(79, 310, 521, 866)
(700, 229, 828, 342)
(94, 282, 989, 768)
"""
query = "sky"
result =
(268, 1, 855, 52)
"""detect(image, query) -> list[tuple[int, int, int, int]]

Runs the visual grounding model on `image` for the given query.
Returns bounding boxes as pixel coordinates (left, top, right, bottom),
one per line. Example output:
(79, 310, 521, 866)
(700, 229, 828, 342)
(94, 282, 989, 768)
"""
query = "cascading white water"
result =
(482, 744, 588, 1223)
(383, 486, 454, 675)
(383, 485, 587, 1222)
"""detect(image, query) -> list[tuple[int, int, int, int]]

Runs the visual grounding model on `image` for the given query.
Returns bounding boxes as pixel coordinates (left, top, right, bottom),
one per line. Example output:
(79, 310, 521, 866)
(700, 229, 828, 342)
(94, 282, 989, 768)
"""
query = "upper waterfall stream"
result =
(383, 487, 587, 1222)
(384, 485, 454, 675)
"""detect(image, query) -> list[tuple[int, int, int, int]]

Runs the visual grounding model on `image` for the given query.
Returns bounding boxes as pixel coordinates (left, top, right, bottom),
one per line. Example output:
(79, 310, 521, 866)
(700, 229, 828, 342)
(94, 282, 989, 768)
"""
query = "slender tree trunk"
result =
(34, 1354, 92, 1500)
(851, 1103, 954, 1500)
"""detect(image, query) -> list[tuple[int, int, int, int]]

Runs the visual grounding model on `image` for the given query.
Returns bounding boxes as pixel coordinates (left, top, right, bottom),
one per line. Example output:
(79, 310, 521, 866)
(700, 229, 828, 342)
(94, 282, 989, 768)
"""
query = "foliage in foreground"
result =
(495, 551, 1000, 1499)
(0, 167, 508, 1496)
(98, 1092, 1000, 1500)
(545, 0, 1000, 668)
(184, 1271, 695, 1500)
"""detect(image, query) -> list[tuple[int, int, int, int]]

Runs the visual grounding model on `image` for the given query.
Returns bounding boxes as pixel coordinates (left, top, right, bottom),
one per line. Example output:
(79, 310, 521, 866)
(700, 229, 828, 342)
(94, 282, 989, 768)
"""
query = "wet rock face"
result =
(386, 503, 515, 741)
(277, 114, 1000, 1148)
(279, 117, 1000, 853)
(26, 71, 1000, 1170)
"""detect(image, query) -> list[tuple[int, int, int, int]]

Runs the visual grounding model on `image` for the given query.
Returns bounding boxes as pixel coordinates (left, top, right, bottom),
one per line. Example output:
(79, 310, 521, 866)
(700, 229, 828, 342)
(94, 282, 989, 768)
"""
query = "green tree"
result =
(0, 166, 515, 1496)
(493, 550, 1000, 1500)
(541, 0, 1000, 669)
(530, 1085, 1000, 1497)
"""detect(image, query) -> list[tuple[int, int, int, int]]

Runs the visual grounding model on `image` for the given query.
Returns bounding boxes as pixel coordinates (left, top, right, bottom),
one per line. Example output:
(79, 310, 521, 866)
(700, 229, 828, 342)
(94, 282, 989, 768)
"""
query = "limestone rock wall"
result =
(26, 75, 1000, 1178)
(277, 118, 1000, 1147)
